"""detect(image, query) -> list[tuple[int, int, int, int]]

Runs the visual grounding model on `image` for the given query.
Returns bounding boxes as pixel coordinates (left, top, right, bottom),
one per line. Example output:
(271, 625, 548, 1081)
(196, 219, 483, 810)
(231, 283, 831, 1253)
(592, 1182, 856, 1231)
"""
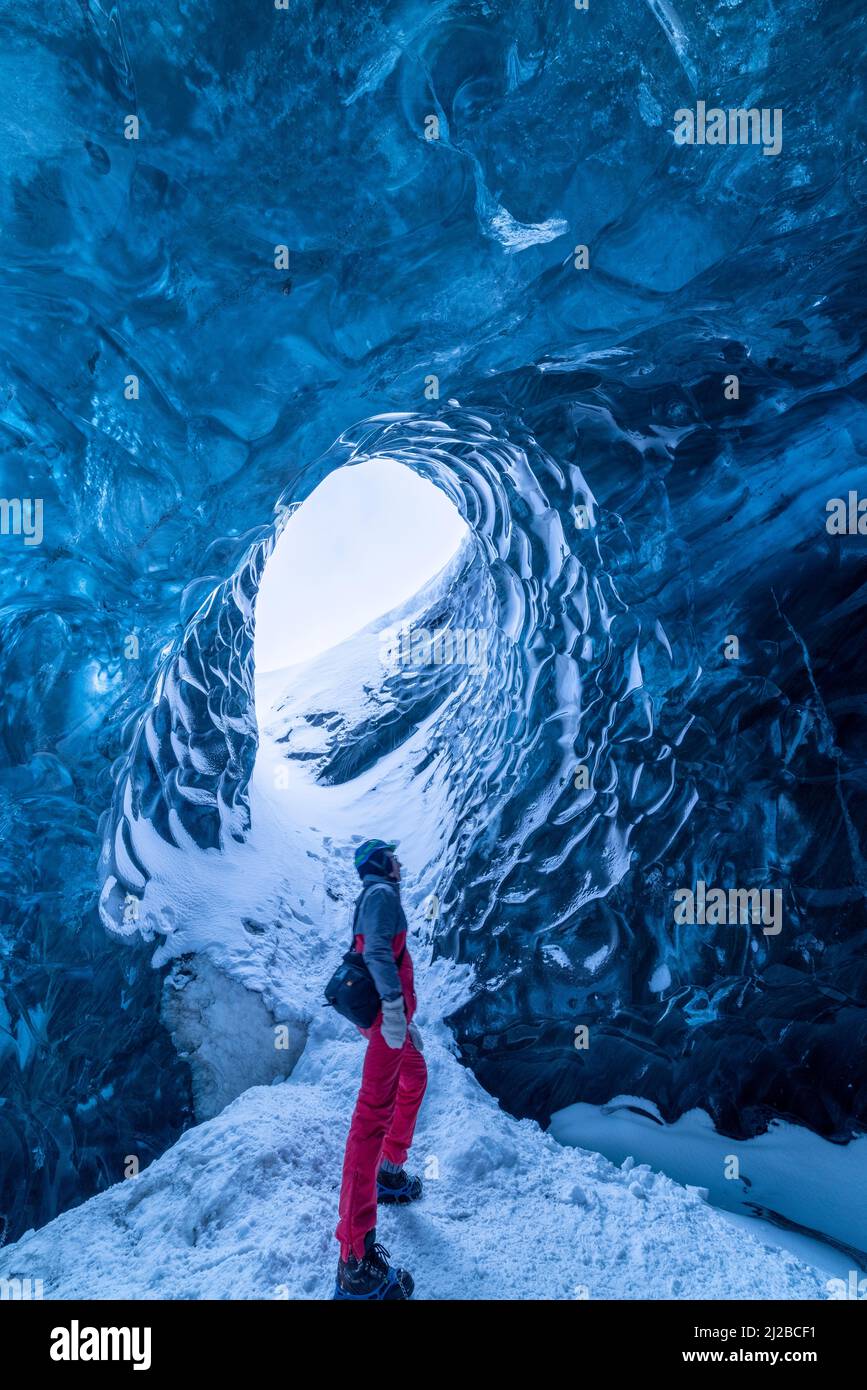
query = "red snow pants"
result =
(335, 939, 427, 1260)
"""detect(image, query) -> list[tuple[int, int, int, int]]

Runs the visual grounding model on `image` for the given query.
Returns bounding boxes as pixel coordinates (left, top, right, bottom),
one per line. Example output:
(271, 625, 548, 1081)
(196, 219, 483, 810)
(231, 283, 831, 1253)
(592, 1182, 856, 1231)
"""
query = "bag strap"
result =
(348, 890, 366, 952)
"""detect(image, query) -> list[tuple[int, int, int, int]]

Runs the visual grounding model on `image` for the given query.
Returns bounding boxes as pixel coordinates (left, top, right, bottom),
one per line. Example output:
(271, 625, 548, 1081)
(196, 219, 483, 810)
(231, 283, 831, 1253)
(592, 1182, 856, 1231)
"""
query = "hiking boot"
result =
(377, 1167, 423, 1205)
(334, 1229, 414, 1300)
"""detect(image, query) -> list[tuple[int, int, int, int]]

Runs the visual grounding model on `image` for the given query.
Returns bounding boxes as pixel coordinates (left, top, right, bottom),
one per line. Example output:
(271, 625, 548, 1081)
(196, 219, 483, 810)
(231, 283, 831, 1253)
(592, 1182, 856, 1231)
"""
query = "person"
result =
(333, 839, 427, 1300)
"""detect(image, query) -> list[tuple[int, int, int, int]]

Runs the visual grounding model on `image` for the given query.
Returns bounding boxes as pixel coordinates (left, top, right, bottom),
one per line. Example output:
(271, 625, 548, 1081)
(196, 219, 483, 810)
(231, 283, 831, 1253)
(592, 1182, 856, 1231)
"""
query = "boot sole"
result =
(333, 1268, 414, 1300)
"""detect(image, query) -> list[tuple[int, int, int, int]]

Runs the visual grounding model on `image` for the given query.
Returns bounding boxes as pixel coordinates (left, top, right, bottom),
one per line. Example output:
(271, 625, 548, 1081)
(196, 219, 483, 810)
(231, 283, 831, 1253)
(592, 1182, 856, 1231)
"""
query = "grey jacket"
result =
(354, 874, 408, 1002)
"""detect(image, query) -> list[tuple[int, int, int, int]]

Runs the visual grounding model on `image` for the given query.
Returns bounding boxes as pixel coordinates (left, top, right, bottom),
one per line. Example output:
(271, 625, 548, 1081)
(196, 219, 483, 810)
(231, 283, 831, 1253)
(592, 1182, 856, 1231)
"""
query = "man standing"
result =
(334, 839, 427, 1300)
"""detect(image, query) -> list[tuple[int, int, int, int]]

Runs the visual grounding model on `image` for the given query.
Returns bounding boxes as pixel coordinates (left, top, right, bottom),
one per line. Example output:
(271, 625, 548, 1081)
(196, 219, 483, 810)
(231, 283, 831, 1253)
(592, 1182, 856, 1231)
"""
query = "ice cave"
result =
(0, 0, 864, 1305)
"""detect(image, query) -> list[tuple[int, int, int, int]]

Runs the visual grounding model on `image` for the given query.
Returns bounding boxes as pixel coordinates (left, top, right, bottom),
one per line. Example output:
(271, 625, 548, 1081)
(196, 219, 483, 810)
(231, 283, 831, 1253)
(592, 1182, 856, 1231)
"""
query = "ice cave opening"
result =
(247, 452, 482, 994)
(93, 409, 866, 1276)
(253, 457, 470, 676)
(250, 451, 479, 942)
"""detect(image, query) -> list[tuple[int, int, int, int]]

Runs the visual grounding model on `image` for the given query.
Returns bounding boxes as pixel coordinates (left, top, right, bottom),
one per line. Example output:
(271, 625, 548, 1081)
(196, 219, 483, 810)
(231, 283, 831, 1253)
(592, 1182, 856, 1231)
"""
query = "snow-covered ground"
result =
(0, 603, 842, 1300)
(551, 1101, 867, 1281)
(0, 992, 830, 1300)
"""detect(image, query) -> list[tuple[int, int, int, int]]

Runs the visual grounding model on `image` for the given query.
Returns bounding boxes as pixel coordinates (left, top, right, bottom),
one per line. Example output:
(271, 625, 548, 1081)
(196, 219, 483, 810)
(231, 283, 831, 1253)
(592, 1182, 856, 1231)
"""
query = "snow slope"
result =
(0, 600, 835, 1300)
(0, 995, 830, 1300)
(551, 1099, 867, 1274)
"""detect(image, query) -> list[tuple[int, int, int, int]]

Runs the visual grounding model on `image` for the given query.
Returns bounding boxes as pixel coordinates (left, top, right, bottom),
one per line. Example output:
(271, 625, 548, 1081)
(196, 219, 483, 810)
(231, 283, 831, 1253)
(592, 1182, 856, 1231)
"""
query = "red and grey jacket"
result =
(352, 874, 416, 1021)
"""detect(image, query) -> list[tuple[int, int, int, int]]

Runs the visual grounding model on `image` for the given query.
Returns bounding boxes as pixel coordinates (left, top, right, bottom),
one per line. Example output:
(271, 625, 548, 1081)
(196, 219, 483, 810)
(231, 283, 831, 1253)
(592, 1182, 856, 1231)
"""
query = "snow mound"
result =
(0, 1007, 828, 1301)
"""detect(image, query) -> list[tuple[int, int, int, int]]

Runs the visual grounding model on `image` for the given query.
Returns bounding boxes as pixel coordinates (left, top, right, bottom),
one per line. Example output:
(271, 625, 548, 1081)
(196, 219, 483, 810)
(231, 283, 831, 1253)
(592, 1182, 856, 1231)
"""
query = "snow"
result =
(254, 458, 467, 671)
(550, 1098, 867, 1279)
(0, 998, 830, 1301)
(0, 582, 837, 1300)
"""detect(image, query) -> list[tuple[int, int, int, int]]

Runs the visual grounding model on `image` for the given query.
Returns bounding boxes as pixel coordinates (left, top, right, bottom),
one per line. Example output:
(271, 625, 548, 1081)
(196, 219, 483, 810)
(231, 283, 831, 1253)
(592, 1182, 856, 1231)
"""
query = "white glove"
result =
(408, 1022, 424, 1052)
(380, 996, 407, 1050)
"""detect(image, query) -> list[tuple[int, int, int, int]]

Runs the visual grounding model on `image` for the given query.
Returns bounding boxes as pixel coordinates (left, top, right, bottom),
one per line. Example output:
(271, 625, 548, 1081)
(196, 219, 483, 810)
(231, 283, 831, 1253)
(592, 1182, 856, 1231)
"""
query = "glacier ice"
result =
(0, 0, 865, 1252)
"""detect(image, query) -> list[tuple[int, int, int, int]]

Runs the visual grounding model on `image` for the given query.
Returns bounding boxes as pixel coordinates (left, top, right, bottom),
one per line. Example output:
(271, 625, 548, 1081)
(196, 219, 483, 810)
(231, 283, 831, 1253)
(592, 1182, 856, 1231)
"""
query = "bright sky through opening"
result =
(254, 457, 469, 672)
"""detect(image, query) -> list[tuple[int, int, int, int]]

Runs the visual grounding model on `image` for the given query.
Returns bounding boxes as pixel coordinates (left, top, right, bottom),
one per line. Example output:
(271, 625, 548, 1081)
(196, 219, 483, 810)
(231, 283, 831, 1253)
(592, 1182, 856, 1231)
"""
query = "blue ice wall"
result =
(1, 0, 865, 1240)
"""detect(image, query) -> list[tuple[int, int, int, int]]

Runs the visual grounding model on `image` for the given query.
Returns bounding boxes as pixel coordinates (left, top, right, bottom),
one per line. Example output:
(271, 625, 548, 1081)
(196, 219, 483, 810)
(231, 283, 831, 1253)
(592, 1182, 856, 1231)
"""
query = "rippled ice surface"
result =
(1, 0, 865, 1241)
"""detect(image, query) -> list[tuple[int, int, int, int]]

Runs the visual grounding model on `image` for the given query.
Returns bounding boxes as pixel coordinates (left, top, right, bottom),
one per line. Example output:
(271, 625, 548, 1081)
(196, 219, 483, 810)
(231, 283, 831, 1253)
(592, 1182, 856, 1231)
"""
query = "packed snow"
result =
(0, 994, 831, 1300)
(551, 1101, 867, 1280)
(0, 594, 838, 1300)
